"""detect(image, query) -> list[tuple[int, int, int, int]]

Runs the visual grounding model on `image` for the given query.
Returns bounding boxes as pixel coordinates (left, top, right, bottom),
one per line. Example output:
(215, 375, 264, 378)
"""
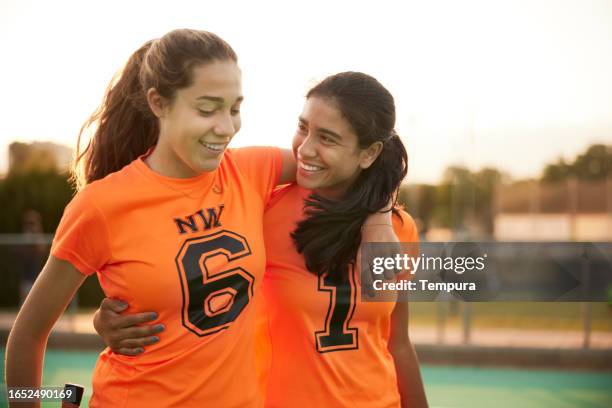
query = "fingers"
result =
(382, 262, 396, 280)
(100, 298, 158, 327)
(96, 297, 164, 357)
(119, 336, 160, 348)
(113, 336, 159, 351)
(115, 312, 158, 329)
(110, 340, 152, 356)
(383, 242, 404, 280)
(116, 347, 145, 356)
(98, 296, 158, 331)
(362, 271, 375, 298)
(360, 240, 407, 301)
(113, 324, 165, 341)
(100, 297, 128, 313)
(107, 324, 165, 355)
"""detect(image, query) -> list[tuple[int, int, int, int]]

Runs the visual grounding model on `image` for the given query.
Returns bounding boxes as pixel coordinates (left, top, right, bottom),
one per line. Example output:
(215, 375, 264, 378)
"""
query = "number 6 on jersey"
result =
(176, 230, 254, 337)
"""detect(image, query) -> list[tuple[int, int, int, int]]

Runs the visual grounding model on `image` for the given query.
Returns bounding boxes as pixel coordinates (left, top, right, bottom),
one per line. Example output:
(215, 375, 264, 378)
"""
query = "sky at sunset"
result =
(1, 0, 611, 182)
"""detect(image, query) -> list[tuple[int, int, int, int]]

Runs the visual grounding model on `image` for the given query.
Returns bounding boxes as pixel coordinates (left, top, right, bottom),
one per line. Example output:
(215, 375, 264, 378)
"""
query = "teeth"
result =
(201, 142, 226, 152)
(300, 162, 324, 171)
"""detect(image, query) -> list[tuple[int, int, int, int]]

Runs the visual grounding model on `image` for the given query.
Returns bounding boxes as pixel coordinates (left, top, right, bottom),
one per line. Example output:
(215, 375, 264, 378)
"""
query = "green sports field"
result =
(1, 348, 611, 407)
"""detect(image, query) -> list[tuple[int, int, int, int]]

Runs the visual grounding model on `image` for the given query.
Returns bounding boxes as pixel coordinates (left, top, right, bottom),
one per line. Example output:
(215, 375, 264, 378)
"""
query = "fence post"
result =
(462, 302, 472, 345)
(582, 302, 592, 349)
(581, 245, 592, 349)
(436, 302, 446, 345)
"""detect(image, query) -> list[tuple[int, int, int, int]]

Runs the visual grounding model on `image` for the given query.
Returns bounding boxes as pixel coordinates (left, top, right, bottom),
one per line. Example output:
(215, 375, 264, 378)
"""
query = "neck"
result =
(145, 145, 200, 179)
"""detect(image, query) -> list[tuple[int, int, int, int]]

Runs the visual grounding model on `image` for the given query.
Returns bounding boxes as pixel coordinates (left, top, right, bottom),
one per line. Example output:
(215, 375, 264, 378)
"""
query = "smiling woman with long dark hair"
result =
(261, 72, 427, 407)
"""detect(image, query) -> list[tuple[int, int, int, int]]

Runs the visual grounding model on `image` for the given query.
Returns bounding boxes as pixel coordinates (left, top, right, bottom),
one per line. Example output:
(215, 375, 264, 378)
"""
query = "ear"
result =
(359, 141, 383, 169)
(146, 88, 169, 118)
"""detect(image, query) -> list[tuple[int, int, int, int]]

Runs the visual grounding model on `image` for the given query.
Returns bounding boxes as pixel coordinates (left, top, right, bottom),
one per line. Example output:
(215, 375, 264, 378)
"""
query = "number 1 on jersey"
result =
(315, 269, 359, 353)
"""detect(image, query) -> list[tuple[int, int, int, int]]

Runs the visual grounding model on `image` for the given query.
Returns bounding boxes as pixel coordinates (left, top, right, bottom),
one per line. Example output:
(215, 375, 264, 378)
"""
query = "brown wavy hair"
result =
(72, 29, 237, 189)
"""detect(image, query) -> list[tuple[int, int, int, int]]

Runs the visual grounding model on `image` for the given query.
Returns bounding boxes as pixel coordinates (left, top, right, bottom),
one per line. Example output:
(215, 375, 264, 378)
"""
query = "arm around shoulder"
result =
(278, 148, 296, 184)
(230, 147, 296, 201)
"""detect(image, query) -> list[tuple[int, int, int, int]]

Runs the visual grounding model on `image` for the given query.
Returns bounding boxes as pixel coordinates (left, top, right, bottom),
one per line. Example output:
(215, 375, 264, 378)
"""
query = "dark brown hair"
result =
(291, 72, 408, 282)
(72, 29, 237, 189)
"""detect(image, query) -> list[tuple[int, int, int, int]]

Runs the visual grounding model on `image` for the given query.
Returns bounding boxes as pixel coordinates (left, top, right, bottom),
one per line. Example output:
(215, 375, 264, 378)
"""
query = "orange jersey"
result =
(51, 147, 282, 408)
(259, 184, 418, 408)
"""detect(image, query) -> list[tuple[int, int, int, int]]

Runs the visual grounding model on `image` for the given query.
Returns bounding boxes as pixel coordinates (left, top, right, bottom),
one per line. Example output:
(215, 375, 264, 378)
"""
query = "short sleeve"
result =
(393, 210, 419, 281)
(393, 210, 419, 243)
(51, 191, 112, 276)
(231, 147, 283, 204)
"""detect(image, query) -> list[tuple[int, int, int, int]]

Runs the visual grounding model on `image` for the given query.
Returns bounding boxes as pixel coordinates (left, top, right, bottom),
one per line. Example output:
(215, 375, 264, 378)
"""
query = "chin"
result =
(296, 175, 314, 189)
(298, 177, 327, 192)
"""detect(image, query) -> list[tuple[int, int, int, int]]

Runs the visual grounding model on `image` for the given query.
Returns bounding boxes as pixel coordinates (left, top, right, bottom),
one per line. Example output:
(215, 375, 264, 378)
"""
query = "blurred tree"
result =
(399, 143, 610, 240)
(542, 144, 612, 182)
(572, 144, 612, 180)
(473, 167, 503, 235)
(0, 169, 74, 233)
(442, 166, 474, 232)
(398, 184, 436, 233)
(0, 170, 104, 308)
(542, 158, 572, 182)
(8, 141, 73, 174)
(400, 166, 503, 237)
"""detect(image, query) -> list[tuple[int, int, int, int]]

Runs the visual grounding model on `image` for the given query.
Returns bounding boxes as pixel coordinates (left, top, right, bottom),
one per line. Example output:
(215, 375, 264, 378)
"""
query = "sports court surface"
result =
(1, 348, 611, 407)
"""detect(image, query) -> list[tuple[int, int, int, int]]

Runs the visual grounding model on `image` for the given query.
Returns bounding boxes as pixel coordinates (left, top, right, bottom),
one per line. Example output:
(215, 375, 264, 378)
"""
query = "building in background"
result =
(8, 141, 73, 174)
(494, 179, 612, 241)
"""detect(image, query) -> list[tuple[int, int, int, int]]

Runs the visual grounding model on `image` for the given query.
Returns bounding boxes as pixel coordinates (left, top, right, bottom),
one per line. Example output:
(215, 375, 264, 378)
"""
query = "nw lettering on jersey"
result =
(174, 205, 225, 234)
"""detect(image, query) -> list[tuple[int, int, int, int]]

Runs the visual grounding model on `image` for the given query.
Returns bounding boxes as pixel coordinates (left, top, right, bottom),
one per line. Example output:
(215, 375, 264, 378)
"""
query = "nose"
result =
(297, 134, 317, 159)
(213, 112, 236, 137)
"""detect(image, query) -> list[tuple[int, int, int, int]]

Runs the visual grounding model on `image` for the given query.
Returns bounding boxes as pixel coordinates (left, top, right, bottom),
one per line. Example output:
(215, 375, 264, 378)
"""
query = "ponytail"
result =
(72, 40, 157, 190)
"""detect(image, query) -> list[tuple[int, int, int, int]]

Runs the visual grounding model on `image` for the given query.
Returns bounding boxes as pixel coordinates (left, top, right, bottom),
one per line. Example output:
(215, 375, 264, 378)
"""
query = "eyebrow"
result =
(196, 96, 244, 104)
(299, 117, 342, 141)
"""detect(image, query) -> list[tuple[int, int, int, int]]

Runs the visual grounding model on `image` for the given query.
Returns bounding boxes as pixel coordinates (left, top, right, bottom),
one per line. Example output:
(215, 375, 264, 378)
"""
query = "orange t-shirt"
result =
(259, 184, 418, 408)
(51, 147, 282, 408)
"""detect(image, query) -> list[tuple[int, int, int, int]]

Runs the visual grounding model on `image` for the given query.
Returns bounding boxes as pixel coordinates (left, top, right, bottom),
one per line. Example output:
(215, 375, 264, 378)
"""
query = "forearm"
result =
(391, 342, 428, 408)
(5, 256, 86, 407)
(5, 324, 48, 407)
